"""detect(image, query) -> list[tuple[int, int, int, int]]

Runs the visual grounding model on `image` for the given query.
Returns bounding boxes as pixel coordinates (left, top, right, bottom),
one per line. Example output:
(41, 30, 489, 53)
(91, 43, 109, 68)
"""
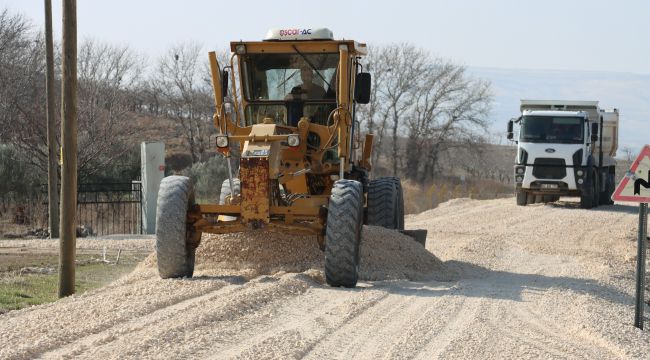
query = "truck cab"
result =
(508, 100, 618, 208)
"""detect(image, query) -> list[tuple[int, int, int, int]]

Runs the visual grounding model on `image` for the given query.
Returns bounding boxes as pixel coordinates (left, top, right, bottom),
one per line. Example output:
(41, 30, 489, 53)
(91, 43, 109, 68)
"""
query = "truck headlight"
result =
(287, 134, 300, 147)
(216, 135, 229, 148)
(516, 175, 523, 183)
(576, 169, 583, 176)
(577, 178, 584, 185)
(516, 167, 525, 175)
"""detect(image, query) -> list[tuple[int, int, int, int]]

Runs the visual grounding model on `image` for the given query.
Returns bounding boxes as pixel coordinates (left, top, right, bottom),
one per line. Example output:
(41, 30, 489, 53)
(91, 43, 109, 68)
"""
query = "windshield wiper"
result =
(292, 45, 331, 89)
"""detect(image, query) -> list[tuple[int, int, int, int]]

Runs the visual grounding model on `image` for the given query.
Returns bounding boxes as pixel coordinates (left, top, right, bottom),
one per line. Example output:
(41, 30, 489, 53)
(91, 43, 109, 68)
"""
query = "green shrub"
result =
(183, 156, 231, 202)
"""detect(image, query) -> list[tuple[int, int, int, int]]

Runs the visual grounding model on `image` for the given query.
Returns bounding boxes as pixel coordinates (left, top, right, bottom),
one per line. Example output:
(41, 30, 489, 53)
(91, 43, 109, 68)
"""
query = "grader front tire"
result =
(156, 176, 196, 279)
(325, 180, 363, 288)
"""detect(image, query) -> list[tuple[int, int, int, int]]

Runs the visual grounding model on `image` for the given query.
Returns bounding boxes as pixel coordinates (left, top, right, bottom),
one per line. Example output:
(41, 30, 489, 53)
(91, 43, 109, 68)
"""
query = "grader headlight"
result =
(287, 134, 300, 148)
(235, 44, 247, 55)
(216, 135, 229, 148)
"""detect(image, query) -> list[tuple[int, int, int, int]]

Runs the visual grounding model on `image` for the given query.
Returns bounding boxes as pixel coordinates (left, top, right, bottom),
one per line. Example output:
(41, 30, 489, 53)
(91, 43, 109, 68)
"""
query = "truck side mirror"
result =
(507, 120, 514, 140)
(221, 70, 229, 100)
(591, 122, 598, 142)
(354, 72, 371, 104)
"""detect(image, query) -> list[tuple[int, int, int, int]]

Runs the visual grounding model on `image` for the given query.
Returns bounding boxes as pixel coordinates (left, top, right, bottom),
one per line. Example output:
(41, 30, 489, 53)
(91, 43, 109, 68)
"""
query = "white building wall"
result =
(141, 142, 165, 234)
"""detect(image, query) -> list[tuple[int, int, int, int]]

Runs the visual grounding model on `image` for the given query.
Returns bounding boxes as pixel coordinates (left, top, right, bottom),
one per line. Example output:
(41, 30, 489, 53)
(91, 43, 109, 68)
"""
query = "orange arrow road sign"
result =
(612, 144, 650, 203)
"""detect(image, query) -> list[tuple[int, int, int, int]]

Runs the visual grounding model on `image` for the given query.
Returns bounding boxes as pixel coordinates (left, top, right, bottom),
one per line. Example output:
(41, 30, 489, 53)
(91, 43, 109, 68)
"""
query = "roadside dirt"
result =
(0, 198, 649, 359)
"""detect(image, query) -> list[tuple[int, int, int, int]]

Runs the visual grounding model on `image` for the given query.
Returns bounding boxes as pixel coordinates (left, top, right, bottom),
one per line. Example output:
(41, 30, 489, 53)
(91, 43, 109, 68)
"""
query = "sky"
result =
(2, 0, 650, 149)
(3, 0, 650, 74)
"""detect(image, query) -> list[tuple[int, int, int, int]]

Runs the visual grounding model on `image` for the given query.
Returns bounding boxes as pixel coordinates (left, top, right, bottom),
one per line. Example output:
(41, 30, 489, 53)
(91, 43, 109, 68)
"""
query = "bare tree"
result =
(357, 45, 390, 169)
(151, 42, 214, 164)
(357, 43, 493, 181)
(417, 76, 492, 181)
(377, 44, 428, 176)
(76, 39, 145, 178)
(0, 13, 50, 172)
(0, 10, 144, 180)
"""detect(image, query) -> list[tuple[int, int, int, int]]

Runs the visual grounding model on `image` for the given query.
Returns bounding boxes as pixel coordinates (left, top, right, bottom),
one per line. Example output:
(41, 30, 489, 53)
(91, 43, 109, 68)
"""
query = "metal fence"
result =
(76, 182, 143, 236)
(0, 182, 142, 237)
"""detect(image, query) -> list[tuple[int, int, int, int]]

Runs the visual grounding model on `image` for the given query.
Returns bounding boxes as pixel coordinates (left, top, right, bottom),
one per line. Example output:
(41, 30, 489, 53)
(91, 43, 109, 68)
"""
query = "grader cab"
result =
(155, 28, 415, 287)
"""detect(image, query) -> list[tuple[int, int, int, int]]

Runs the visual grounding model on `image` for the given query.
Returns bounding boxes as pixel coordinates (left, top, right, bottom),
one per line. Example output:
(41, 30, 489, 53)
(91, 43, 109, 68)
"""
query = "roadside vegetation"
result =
(0, 249, 149, 313)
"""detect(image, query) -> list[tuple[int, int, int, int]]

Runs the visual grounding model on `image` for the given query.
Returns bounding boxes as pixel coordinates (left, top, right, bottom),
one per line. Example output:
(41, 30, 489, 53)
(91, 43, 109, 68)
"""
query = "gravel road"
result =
(1, 198, 649, 359)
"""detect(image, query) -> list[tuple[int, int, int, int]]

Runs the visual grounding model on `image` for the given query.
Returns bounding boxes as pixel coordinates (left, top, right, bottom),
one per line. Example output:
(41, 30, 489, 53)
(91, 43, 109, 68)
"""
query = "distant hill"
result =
(468, 67, 650, 151)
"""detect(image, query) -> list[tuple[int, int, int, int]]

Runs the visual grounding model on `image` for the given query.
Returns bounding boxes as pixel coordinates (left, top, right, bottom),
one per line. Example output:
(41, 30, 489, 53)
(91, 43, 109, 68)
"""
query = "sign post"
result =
(635, 203, 648, 329)
(611, 144, 650, 329)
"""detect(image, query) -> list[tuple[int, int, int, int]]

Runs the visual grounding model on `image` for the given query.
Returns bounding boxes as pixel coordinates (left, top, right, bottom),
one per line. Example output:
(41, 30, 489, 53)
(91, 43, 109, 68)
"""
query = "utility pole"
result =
(44, 0, 59, 239)
(58, 0, 77, 298)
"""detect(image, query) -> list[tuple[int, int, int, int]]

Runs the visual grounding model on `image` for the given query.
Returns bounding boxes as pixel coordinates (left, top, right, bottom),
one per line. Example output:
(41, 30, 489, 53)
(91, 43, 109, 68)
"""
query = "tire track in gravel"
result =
(45, 274, 316, 359)
(0, 276, 231, 360)
(40, 277, 252, 359)
(411, 295, 484, 360)
(211, 286, 392, 359)
(507, 304, 622, 359)
(301, 283, 456, 360)
(484, 300, 599, 359)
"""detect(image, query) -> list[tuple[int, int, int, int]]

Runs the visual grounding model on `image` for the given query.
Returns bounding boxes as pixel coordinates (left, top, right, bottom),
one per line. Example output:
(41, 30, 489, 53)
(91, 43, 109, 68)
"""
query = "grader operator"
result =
(155, 28, 411, 288)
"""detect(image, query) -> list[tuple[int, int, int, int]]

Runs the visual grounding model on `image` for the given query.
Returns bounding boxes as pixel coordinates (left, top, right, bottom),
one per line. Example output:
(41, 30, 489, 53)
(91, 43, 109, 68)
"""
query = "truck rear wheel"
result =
(592, 172, 600, 208)
(156, 176, 196, 279)
(580, 171, 597, 209)
(516, 189, 527, 206)
(325, 180, 363, 288)
(599, 170, 615, 205)
(367, 177, 403, 230)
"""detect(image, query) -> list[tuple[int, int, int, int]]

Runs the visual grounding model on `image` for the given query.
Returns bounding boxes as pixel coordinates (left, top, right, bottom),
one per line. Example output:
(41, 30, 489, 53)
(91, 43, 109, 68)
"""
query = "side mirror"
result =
(591, 122, 599, 142)
(354, 72, 371, 104)
(221, 70, 229, 100)
(507, 120, 514, 140)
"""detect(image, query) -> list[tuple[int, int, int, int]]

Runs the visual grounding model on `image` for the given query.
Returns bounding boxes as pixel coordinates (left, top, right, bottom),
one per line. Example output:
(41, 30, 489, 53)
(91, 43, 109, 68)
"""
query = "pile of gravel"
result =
(138, 225, 447, 282)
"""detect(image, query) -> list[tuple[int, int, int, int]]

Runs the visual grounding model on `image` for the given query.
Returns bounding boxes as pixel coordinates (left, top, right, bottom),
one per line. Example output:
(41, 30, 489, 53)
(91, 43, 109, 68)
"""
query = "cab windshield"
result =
(520, 116, 584, 144)
(241, 53, 338, 126)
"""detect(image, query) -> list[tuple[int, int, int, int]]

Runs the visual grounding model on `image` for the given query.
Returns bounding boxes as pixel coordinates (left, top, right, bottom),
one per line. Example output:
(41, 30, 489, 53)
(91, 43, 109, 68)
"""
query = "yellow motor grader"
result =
(155, 28, 419, 287)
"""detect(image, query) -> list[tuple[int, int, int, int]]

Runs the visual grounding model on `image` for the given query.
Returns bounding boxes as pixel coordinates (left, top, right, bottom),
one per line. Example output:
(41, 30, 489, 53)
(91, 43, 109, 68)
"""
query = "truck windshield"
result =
(241, 53, 338, 101)
(520, 116, 584, 144)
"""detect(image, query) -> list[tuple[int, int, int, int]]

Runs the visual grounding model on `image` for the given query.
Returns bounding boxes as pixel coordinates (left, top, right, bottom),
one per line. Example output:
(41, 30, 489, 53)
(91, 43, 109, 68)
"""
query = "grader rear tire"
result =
(325, 180, 363, 288)
(367, 177, 403, 230)
(392, 177, 405, 230)
(156, 176, 196, 279)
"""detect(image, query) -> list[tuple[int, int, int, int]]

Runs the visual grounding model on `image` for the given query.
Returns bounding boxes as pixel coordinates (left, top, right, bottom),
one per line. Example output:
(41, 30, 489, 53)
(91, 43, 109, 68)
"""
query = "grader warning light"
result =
(154, 28, 423, 288)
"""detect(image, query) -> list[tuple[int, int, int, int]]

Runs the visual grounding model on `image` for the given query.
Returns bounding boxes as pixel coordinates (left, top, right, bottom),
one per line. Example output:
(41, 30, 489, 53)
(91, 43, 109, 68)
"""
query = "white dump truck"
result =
(507, 100, 619, 208)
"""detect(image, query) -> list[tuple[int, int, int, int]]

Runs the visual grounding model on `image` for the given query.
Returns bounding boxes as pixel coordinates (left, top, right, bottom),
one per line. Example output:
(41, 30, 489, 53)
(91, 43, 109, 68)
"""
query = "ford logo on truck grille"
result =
(545, 148, 556, 153)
